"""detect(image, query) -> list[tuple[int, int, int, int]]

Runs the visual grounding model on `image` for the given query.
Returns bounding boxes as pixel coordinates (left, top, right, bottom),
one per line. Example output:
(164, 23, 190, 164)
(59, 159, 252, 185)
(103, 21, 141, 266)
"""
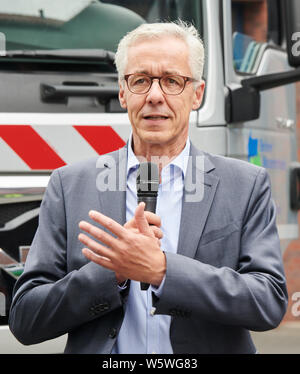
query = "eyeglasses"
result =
(124, 73, 198, 95)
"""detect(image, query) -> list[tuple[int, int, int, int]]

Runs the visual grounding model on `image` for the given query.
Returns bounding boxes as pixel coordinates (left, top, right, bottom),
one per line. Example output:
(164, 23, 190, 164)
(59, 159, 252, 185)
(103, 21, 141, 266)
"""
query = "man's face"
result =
(119, 36, 205, 154)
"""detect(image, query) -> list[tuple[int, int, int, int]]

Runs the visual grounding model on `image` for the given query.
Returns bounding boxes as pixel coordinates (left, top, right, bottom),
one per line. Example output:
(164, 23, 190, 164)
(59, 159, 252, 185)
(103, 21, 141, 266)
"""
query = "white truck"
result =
(0, 0, 300, 353)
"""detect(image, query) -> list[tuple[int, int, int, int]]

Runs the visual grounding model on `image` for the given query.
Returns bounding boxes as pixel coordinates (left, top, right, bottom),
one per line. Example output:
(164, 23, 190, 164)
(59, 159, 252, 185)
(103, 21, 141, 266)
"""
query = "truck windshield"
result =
(0, 0, 203, 60)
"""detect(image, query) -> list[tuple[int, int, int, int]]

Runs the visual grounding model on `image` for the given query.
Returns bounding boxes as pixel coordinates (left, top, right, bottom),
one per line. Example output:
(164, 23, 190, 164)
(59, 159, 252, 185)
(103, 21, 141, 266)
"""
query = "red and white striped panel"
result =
(0, 125, 129, 171)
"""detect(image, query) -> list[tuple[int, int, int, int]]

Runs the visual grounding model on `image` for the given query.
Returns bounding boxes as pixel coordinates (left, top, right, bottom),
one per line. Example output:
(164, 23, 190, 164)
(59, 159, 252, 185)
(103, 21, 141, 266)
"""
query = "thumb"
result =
(135, 202, 154, 237)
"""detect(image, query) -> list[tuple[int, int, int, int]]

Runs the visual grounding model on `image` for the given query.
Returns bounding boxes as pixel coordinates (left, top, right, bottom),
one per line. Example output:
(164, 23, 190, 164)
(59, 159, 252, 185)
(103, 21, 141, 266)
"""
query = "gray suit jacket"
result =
(9, 143, 288, 354)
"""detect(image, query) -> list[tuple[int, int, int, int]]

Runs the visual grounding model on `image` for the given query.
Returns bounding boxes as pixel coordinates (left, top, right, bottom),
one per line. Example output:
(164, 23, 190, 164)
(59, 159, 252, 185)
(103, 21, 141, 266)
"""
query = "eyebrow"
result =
(133, 70, 181, 76)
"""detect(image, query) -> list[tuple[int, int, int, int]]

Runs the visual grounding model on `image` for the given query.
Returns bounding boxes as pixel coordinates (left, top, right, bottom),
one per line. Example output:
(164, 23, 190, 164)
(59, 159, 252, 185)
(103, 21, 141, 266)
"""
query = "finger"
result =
(124, 211, 161, 230)
(144, 211, 161, 228)
(79, 220, 119, 248)
(123, 226, 162, 240)
(89, 210, 127, 239)
(123, 227, 140, 235)
(78, 233, 115, 261)
(124, 217, 137, 230)
(151, 226, 163, 239)
(123, 225, 162, 240)
(82, 247, 115, 271)
(134, 202, 154, 237)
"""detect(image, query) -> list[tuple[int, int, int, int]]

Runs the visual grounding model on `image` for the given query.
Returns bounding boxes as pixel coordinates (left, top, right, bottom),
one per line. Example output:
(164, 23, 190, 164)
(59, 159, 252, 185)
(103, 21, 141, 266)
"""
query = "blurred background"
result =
(0, 0, 299, 354)
(232, 0, 300, 353)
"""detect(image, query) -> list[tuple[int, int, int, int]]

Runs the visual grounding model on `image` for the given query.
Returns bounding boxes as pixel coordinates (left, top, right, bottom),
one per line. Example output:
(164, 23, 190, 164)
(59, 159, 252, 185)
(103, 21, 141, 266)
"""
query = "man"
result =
(9, 21, 287, 354)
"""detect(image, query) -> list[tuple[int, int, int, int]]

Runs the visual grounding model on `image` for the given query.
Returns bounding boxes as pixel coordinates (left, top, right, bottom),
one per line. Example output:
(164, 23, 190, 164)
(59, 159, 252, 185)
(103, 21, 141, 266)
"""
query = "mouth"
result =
(143, 114, 169, 120)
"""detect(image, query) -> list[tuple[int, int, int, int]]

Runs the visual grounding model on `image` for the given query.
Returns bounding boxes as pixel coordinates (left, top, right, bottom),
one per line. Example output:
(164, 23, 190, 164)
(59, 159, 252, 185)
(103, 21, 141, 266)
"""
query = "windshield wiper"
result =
(2, 49, 116, 67)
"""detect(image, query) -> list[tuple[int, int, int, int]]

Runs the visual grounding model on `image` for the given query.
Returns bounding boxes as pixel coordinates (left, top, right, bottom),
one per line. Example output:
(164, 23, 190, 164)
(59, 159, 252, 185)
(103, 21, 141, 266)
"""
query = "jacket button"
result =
(89, 306, 96, 316)
(109, 328, 117, 339)
(99, 302, 110, 312)
(89, 301, 110, 316)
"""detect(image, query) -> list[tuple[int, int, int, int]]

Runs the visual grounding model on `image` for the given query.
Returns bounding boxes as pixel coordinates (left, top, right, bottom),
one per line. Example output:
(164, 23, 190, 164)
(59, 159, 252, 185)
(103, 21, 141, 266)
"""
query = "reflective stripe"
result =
(0, 137, 30, 171)
(33, 125, 98, 164)
(0, 125, 65, 169)
(0, 124, 128, 170)
(74, 125, 126, 155)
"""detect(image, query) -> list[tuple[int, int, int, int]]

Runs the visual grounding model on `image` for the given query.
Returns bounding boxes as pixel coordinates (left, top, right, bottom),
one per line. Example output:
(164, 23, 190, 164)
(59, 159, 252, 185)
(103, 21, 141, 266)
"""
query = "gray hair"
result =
(115, 21, 205, 84)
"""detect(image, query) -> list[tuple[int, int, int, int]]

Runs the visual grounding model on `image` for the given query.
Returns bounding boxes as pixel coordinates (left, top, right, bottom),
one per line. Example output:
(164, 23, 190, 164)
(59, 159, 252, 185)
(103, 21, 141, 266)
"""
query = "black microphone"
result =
(136, 162, 159, 290)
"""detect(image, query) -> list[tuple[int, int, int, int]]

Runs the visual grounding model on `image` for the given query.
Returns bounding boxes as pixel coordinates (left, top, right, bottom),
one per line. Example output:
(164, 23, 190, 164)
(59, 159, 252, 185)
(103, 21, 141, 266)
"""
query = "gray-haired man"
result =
(9, 22, 287, 354)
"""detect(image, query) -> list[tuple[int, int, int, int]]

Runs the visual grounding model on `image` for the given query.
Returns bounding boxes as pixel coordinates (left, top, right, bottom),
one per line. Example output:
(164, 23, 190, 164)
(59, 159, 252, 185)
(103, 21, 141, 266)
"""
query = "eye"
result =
(131, 75, 149, 86)
(134, 78, 145, 85)
(165, 76, 181, 86)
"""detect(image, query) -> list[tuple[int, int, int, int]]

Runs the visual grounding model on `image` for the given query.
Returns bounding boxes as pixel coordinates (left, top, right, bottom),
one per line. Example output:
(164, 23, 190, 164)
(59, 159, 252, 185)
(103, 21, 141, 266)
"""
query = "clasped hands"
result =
(78, 202, 166, 287)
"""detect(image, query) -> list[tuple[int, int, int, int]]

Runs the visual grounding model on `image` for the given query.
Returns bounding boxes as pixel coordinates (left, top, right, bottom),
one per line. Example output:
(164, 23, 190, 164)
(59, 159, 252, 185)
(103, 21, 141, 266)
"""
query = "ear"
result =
(119, 80, 127, 109)
(192, 80, 205, 110)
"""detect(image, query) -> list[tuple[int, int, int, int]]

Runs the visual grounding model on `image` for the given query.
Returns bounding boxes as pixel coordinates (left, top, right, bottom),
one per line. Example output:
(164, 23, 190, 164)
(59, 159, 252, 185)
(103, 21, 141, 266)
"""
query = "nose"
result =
(145, 79, 165, 104)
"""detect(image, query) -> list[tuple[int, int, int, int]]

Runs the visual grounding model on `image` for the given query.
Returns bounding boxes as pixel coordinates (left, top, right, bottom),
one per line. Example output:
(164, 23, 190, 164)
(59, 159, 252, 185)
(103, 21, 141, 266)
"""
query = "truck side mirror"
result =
(283, 0, 300, 68)
(226, 0, 300, 125)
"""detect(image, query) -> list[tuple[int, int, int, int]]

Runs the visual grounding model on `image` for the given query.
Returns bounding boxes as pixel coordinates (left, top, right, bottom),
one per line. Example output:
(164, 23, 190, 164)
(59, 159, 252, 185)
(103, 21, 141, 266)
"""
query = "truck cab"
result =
(0, 0, 300, 353)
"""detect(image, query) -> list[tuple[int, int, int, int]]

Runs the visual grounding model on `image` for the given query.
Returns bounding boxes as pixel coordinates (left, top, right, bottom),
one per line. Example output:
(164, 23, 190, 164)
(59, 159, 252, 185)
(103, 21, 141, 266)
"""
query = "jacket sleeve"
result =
(9, 169, 123, 345)
(153, 168, 288, 331)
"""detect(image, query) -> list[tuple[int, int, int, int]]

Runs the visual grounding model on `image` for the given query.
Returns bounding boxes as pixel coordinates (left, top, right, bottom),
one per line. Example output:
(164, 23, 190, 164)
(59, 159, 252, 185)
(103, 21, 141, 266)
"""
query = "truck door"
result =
(222, 0, 299, 252)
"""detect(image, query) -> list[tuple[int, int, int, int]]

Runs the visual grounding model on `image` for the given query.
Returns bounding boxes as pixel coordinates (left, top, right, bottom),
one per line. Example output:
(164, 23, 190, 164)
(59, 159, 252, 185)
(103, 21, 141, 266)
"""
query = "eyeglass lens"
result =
(127, 74, 185, 94)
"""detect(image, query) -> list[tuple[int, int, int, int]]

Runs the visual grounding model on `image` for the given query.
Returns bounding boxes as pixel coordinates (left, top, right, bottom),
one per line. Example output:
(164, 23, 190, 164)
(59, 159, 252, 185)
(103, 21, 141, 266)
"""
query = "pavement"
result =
(250, 322, 300, 354)
(1, 321, 299, 354)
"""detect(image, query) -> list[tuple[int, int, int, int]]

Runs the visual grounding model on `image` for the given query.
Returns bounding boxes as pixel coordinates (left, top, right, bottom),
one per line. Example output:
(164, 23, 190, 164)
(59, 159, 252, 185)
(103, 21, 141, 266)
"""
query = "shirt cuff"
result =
(117, 279, 128, 291)
(150, 273, 166, 298)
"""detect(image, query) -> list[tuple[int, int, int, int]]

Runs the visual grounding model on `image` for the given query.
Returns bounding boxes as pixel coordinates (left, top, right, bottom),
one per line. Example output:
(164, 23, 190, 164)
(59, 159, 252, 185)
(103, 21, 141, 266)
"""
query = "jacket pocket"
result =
(195, 221, 241, 268)
(200, 221, 240, 246)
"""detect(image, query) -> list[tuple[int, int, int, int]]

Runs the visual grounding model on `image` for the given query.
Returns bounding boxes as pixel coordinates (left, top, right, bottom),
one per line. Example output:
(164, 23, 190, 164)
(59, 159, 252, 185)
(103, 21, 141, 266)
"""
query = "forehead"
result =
(126, 36, 191, 75)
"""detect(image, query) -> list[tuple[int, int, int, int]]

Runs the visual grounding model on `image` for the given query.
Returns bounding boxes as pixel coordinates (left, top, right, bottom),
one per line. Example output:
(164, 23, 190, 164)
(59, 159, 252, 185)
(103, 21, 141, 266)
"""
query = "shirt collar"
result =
(127, 132, 190, 178)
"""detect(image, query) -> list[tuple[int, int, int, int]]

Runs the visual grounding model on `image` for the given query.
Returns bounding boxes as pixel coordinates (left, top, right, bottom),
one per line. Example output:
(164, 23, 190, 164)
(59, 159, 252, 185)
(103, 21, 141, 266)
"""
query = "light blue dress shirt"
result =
(112, 135, 190, 354)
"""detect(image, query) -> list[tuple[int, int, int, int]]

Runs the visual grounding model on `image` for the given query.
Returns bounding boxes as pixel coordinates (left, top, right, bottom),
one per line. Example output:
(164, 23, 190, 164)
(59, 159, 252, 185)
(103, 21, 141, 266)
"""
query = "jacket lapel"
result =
(95, 145, 131, 301)
(177, 143, 219, 258)
(96, 146, 128, 227)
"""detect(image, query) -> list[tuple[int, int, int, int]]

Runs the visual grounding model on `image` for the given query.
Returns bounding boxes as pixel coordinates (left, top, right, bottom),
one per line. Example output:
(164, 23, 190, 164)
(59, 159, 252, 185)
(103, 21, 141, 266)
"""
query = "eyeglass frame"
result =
(123, 73, 199, 95)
